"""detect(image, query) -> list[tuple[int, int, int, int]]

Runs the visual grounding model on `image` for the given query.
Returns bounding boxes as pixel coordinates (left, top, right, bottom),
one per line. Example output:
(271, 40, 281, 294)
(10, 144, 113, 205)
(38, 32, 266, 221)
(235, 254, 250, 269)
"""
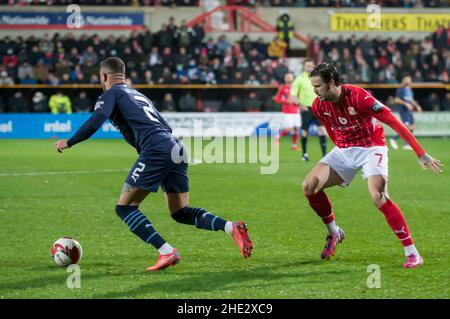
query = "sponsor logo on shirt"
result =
(371, 100, 383, 113)
(94, 100, 104, 110)
(348, 107, 357, 115)
(338, 117, 348, 125)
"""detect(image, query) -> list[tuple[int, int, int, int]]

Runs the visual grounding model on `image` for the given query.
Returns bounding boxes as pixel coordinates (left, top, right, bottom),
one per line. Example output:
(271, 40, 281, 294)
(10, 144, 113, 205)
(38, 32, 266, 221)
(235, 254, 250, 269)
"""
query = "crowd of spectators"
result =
(310, 25, 450, 84)
(0, 17, 292, 87)
(2, 0, 448, 7)
(0, 15, 448, 113)
(0, 0, 200, 6)
(227, 0, 449, 7)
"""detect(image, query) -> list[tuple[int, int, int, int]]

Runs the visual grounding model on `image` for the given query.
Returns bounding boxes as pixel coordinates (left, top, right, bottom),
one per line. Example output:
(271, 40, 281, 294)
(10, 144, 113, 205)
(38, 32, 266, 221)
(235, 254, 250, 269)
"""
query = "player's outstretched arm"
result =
(375, 108, 443, 174)
(54, 112, 108, 153)
(54, 91, 116, 153)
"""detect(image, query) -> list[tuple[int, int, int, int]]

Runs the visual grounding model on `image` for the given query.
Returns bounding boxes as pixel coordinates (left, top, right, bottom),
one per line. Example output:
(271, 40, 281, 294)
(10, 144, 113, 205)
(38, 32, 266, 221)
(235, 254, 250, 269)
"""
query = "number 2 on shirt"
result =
(134, 94, 160, 123)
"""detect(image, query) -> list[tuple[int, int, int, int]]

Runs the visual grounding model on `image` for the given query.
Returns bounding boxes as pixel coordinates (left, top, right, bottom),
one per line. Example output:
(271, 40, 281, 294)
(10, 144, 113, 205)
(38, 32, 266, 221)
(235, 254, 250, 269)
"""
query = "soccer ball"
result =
(51, 237, 83, 267)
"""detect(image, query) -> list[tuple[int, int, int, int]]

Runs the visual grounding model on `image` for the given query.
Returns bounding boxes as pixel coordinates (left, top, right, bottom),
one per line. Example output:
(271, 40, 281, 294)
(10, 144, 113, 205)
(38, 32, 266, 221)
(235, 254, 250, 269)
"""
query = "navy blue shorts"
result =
(400, 110, 414, 125)
(125, 138, 189, 193)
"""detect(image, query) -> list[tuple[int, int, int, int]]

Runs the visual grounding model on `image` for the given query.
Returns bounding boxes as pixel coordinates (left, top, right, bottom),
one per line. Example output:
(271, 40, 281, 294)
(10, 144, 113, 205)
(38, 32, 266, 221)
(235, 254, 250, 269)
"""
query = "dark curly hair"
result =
(309, 63, 341, 86)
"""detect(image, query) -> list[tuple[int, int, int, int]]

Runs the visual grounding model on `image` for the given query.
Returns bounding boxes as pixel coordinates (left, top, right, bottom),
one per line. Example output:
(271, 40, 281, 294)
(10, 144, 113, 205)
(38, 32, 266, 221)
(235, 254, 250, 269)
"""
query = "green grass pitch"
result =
(0, 137, 448, 299)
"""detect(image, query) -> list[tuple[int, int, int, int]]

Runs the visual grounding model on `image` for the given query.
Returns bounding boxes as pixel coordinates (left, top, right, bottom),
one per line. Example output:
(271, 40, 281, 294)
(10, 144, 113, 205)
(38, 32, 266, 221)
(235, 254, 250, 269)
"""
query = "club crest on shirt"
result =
(94, 100, 104, 110)
(371, 100, 383, 113)
(348, 107, 357, 115)
(338, 117, 348, 125)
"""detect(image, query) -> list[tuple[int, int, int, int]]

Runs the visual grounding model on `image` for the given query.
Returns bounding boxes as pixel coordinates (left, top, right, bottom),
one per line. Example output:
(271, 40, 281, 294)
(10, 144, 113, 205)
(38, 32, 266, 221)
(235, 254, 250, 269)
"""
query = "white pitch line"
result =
(0, 168, 129, 177)
(0, 160, 202, 177)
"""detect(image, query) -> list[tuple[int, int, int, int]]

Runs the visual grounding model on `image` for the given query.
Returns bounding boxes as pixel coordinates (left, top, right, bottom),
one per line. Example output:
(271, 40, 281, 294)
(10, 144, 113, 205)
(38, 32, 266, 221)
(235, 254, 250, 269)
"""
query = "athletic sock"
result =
(171, 206, 228, 232)
(158, 243, 174, 255)
(319, 135, 327, 156)
(301, 136, 308, 155)
(280, 129, 289, 138)
(378, 199, 414, 248)
(116, 205, 166, 250)
(292, 132, 299, 146)
(305, 190, 337, 233)
(326, 220, 340, 235)
(404, 244, 419, 257)
(224, 221, 233, 235)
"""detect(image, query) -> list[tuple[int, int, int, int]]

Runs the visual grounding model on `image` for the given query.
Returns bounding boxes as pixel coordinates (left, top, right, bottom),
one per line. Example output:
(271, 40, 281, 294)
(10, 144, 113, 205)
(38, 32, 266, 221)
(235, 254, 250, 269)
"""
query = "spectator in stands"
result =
(191, 23, 205, 53)
(49, 91, 72, 115)
(216, 35, 231, 57)
(245, 74, 261, 85)
(253, 37, 268, 60)
(55, 60, 71, 79)
(424, 93, 441, 112)
(73, 91, 93, 113)
(47, 73, 61, 86)
(174, 20, 193, 49)
(276, 13, 294, 54)
(0, 97, 5, 113)
(32, 60, 49, 84)
(159, 93, 177, 112)
(17, 61, 33, 82)
(442, 92, 450, 111)
(8, 91, 29, 113)
(82, 59, 98, 81)
(178, 91, 197, 112)
(244, 91, 263, 112)
(139, 26, 154, 52)
(268, 36, 287, 59)
(143, 70, 154, 84)
(0, 70, 14, 85)
(148, 46, 160, 66)
(223, 94, 244, 112)
(31, 92, 48, 113)
(157, 23, 174, 48)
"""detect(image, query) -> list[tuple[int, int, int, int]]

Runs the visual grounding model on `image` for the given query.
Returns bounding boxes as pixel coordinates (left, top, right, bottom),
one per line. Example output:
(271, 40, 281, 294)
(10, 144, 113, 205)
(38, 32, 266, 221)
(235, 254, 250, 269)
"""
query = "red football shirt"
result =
(312, 84, 387, 148)
(275, 84, 299, 114)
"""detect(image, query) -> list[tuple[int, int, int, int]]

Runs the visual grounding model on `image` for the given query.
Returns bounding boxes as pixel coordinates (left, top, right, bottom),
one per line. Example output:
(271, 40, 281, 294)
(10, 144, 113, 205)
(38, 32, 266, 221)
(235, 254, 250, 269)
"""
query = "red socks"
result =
(379, 200, 414, 247)
(292, 132, 299, 145)
(279, 130, 299, 146)
(280, 129, 289, 137)
(304, 190, 335, 224)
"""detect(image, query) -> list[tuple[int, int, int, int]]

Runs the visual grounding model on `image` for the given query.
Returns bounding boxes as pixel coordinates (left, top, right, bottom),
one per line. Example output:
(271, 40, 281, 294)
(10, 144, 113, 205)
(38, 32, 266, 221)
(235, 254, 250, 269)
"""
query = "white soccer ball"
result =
(51, 237, 83, 267)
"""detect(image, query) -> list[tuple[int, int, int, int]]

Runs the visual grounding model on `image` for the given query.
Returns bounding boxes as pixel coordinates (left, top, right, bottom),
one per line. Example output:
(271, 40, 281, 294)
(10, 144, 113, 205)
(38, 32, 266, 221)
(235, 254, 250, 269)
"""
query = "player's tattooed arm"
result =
(419, 153, 444, 175)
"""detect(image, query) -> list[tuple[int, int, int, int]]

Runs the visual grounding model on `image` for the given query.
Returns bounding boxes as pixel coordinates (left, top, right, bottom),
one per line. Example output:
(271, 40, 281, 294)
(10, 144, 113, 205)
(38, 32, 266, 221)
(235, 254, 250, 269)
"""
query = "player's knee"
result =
(302, 178, 318, 196)
(171, 206, 190, 224)
(370, 191, 385, 208)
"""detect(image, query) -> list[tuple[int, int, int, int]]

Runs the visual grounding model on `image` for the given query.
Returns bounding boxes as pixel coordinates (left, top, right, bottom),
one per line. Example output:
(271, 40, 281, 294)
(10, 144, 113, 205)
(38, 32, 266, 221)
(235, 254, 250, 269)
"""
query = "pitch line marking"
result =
(0, 160, 202, 177)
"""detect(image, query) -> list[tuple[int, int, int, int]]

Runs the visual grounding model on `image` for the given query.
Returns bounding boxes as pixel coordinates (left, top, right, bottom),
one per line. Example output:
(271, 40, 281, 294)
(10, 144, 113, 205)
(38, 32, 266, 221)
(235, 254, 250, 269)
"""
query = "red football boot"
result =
(403, 254, 424, 269)
(321, 228, 345, 260)
(232, 222, 253, 259)
(147, 249, 180, 271)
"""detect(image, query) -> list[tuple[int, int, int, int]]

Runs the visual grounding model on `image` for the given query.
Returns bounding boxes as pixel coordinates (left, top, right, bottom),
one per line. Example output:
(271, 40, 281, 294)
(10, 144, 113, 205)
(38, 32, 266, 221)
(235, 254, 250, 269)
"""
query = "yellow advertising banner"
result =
(331, 13, 450, 32)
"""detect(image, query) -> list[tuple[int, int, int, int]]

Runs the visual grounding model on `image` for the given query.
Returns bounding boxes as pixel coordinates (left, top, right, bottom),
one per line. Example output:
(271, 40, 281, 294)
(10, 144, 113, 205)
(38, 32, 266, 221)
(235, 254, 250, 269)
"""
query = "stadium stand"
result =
(0, 3, 448, 113)
(2, 0, 448, 7)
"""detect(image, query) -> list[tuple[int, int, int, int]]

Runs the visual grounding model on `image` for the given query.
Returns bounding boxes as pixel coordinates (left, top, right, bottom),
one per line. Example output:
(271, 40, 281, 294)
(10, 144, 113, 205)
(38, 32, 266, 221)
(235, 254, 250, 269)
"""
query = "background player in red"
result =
(274, 72, 301, 151)
(302, 63, 443, 268)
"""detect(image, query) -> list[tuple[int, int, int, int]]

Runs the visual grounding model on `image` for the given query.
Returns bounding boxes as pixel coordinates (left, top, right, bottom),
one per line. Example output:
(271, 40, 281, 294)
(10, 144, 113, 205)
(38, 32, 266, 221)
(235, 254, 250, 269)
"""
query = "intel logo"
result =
(0, 121, 13, 133)
(44, 120, 72, 133)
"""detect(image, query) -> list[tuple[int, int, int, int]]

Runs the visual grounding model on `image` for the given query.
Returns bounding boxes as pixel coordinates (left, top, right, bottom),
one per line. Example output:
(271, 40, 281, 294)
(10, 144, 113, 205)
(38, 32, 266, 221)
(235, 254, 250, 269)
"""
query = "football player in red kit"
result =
(303, 63, 443, 268)
(274, 72, 301, 151)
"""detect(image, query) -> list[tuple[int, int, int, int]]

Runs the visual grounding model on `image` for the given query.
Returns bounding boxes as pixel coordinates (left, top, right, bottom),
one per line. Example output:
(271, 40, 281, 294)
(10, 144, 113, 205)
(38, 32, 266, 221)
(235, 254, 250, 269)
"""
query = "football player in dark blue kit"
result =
(54, 57, 253, 271)
(389, 74, 423, 151)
